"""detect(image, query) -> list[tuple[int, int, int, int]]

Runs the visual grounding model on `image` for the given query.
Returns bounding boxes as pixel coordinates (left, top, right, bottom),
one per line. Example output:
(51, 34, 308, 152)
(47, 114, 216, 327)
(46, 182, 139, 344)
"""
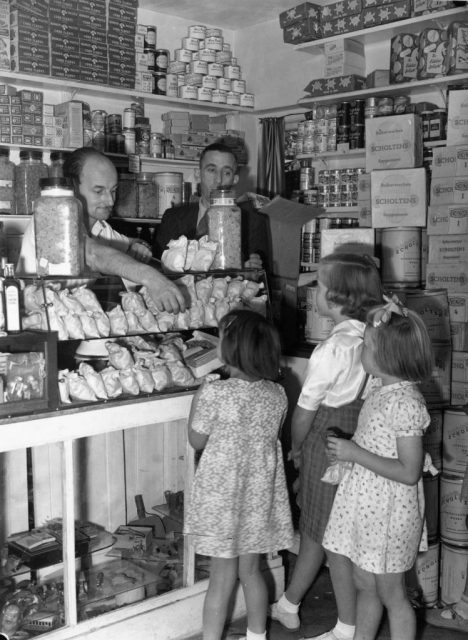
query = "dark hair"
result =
(319, 253, 384, 321)
(218, 309, 281, 381)
(366, 308, 433, 382)
(63, 147, 112, 193)
(199, 143, 238, 171)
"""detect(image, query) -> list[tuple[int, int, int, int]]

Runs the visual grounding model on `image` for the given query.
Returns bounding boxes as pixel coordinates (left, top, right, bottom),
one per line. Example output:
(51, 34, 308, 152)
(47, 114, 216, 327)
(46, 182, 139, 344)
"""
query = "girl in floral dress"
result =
(323, 299, 433, 640)
(185, 309, 294, 640)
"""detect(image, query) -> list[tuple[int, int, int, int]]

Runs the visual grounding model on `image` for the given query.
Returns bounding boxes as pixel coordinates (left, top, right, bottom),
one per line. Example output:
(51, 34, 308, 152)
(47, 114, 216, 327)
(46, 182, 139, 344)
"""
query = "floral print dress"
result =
(184, 378, 294, 558)
(323, 380, 430, 573)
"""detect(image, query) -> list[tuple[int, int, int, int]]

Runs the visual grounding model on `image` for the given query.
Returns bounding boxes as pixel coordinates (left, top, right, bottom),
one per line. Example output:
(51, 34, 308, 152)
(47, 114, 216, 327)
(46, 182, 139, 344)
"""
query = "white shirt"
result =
(298, 319, 367, 411)
(17, 218, 131, 274)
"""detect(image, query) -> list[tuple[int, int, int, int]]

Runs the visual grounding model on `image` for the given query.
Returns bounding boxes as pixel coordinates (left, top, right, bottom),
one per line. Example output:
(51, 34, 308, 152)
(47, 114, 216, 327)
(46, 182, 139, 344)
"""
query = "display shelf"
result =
(296, 149, 366, 161)
(294, 7, 468, 52)
(297, 72, 468, 107)
(0, 71, 252, 114)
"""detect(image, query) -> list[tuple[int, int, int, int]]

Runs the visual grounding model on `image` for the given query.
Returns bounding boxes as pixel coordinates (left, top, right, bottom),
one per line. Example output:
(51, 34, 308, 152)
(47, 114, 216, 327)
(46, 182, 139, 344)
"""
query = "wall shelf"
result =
(296, 149, 366, 161)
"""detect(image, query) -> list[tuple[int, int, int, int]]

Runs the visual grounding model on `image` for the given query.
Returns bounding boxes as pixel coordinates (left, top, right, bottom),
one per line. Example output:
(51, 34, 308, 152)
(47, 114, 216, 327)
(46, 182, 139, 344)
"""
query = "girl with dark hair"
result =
(185, 309, 294, 640)
(323, 299, 433, 640)
(271, 252, 384, 640)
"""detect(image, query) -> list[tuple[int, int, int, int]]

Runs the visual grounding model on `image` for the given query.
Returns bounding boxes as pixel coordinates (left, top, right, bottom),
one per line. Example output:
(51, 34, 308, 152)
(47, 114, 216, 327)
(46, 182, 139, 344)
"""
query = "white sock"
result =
(246, 629, 266, 640)
(333, 619, 356, 639)
(278, 592, 299, 613)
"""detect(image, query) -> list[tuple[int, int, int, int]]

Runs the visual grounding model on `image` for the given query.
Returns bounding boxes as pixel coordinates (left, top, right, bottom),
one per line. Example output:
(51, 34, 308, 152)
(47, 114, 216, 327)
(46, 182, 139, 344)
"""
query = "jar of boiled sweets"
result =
(33, 177, 84, 276)
(14, 149, 48, 214)
(207, 187, 242, 269)
(137, 172, 158, 218)
(0, 147, 15, 214)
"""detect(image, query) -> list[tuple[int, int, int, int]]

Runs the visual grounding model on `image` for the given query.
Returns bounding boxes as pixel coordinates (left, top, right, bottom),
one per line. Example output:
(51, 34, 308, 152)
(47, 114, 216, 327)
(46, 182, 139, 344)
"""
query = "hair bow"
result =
(372, 294, 408, 328)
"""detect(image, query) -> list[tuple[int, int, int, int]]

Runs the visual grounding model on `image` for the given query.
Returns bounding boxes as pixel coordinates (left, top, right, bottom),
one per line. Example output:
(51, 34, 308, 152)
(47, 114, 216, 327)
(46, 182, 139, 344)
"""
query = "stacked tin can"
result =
(317, 167, 364, 208)
(104, 114, 125, 154)
(295, 104, 337, 155)
(336, 99, 365, 148)
(90, 109, 107, 152)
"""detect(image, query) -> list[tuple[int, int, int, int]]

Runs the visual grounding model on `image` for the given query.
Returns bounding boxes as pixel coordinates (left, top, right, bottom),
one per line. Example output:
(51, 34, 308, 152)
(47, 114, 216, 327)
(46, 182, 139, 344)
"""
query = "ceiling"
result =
(138, 0, 318, 30)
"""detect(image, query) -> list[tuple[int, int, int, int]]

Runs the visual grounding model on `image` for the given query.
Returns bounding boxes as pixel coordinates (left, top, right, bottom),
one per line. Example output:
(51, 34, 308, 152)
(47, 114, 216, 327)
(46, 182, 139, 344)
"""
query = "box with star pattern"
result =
(279, 3, 321, 28)
(303, 74, 366, 96)
(283, 18, 322, 43)
(361, 0, 411, 28)
(321, 0, 362, 20)
(321, 12, 362, 37)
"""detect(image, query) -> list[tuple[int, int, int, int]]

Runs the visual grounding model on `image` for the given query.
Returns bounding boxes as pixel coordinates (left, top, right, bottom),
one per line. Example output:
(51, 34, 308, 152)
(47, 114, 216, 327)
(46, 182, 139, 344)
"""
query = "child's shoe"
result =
(270, 601, 300, 630)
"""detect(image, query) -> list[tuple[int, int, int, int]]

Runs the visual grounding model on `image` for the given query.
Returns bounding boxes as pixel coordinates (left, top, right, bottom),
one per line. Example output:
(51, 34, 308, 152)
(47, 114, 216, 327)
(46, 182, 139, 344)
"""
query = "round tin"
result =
(240, 93, 254, 108)
(91, 109, 106, 131)
(365, 96, 378, 119)
(212, 89, 227, 103)
(189, 60, 208, 75)
(231, 79, 246, 94)
(227, 91, 240, 106)
(150, 132, 163, 158)
(198, 87, 213, 102)
(216, 50, 231, 64)
(175, 48, 192, 63)
(217, 77, 231, 91)
(179, 85, 198, 100)
(205, 28, 222, 38)
(182, 36, 200, 51)
(188, 25, 206, 40)
(166, 73, 179, 97)
(184, 73, 203, 87)
(154, 49, 169, 72)
(123, 128, 135, 155)
(350, 99, 365, 125)
(202, 75, 218, 89)
(152, 72, 167, 95)
(377, 96, 394, 116)
(168, 61, 187, 74)
(337, 101, 351, 127)
(205, 35, 223, 51)
(394, 94, 410, 114)
(105, 113, 122, 134)
(143, 26, 156, 49)
(224, 64, 241, 80)
(198, 49, 216, 63)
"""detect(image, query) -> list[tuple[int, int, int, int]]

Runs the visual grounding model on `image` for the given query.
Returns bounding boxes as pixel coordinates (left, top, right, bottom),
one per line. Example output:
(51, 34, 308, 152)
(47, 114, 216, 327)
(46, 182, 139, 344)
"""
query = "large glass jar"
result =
(207, 187, 242, 269)
(0, 147, 15, 214)
(114, 173, 137, 218)
(14, 149, 48, 214)
(137, 172, 158, 218)
(49, 150, 71, 178)
(33, 177, 85, 276)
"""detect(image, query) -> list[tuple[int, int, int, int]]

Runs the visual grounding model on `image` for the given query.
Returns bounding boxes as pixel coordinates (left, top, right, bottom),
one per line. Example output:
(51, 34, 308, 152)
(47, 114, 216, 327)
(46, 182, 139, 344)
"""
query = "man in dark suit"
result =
(153, 143, 270, 270)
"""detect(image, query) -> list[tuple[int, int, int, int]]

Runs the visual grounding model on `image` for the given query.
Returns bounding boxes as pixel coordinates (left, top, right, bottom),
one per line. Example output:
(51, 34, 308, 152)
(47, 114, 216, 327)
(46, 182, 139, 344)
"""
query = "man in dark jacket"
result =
(153, 143, 270, 271)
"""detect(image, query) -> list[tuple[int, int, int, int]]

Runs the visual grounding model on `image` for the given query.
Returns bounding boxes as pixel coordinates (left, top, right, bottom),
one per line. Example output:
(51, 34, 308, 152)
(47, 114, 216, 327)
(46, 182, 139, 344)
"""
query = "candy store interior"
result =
(0, 0, 467, 639)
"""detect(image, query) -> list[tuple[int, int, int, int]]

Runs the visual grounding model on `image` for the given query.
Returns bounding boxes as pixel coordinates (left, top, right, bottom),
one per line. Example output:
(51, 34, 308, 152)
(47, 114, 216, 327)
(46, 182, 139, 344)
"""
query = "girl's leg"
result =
(376, 571, 416, 640)
(238, 553, 268, 634)
(286, 531, 325, 603)
(327, 551, 356, 626)
(203, 556, 238, 640)
(353, 565, 383, 640)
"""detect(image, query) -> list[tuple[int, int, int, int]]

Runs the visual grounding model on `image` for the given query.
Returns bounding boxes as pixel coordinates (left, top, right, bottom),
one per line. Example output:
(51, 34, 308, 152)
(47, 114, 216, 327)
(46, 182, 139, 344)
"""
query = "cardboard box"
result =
(451, 326, 468, 352)
(365, 114, 423, 171)
(371, 167, 427, 228)
(361, 0, 411, 28)
(279, 2, 321, 27)
(447, 89, 468, 146)
(107, 73, 134, 88)
(323, 38, 365, 79)
(80, 68, 109, 84)
(363, 0, 398, 6)
(390, 33, 419, 83)
(413, 0, 456, 13)
(9, 10, 48, 30)
(319, 227, 375, 258)
(451, 380, 468, 405)
(53, 101, 83, 148)
(426, 262, 468, 292)
(107, 18, 137, 36)
(283, 18, 321, 44)
(428, 234, 468, 264)
(418, 341, 451, 405)
(430, 177, 468, 206)
(78, 13, 106, 30)
(304, 74, 365, 97)
(79, 39, 108, 58)
(321, 0, 362, 19)
(427, 205, 468, 235)
(366, 69, 389, 88)
(321, 13, 362, 38)
(432, 145, 468, 178)
(51, 65, 81, 81)
(448, 292, 468, 322)
(107, 4, 137, 24)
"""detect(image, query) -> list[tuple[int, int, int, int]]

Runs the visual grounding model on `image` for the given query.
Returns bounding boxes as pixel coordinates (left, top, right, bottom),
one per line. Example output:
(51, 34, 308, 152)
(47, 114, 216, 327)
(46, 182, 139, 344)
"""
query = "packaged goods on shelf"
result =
(371, 167, 427, 227)
(427, 205, 468, 235)
(366, 69, 390, 87)
(451, 326, 468, 352)
(428, 234, 468, 264)
(321, 13, 362, 37)
(447, 89, 468, 146)
(304, 74, 366, 97)
(426, 262, 468, 292)
(413, 0, 457, 14)
(448, 292, 468, 322)
(283, 19, 322, 44)
(365, 113, 423, 171)
(432, 145, 468, 178)
(321, 0, 363, 20)
(417, 27, 448, 79)
(279, 2, 322, 28)
(390, 33, 419, 83)
(323, 38, 365, 79)
(430, 176, 468, 206)
(54, 101, 83, 148)
(361, 0, 411, 28)
(447, 21, 468, 75)
(319, 227, 375, 259)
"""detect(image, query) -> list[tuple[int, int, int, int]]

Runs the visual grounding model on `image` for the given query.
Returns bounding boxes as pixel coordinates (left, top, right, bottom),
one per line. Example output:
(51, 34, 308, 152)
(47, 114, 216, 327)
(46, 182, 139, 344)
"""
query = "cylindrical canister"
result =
(414, 541, 440, 607)
(154, 49, 169, 72)
(442, 409, 468, 476)
(418, 341, 451, 405)
(154, 172, 183, 218)
(423, 406, 443, 471)
(380, 227, 422, 288)
(440, 473, 468, 546)
(305, 285, 335, 344)
(402, 289, 450, 343)
(440, 542, 468, 605)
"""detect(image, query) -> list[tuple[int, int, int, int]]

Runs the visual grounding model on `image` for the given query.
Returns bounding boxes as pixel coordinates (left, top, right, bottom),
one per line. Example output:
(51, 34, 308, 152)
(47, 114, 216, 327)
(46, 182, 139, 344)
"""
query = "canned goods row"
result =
(319, 192, 359, 207)
(421, 108, 447, 141)
(301, 218, 359, 264)
(365, 94, 413, 118)
(318, 168, 364, 185)
(298, 118, 336, 137)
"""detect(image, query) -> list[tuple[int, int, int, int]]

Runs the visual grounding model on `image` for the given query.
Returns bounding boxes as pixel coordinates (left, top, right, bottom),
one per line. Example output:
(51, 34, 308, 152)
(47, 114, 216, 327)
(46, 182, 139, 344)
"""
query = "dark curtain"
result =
(257, 117, 285, 198)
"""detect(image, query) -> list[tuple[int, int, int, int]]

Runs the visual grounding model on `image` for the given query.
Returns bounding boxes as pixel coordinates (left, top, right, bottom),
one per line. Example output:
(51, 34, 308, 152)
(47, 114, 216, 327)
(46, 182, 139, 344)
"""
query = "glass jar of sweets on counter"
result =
(14, 149, 48, 214)
(207, 188, 242, 269)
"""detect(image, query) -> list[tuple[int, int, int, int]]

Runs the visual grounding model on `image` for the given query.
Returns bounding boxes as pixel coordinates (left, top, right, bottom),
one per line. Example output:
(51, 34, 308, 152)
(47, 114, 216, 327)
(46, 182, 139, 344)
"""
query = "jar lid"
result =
(0, 146, 9, 158)
(39, 177, 73, 189)
(137, 172, 156, 182)
(210, 187, 235, 199)
(19, 149, 43, 160)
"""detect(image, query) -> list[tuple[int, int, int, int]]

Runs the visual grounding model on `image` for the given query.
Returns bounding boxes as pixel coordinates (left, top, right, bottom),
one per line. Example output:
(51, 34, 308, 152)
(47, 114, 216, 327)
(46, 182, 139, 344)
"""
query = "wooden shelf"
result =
(0, 71, 252, 113)
(294, 8, 468, 53)
(296, 149, 365, 160)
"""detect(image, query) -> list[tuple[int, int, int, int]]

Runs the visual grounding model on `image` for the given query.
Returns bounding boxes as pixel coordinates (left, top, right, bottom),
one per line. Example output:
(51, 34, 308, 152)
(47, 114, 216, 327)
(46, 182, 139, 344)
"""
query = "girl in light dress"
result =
(185, 309, 294, 640)
(323, 299, 433, 640)
(272, 253, 384, 640)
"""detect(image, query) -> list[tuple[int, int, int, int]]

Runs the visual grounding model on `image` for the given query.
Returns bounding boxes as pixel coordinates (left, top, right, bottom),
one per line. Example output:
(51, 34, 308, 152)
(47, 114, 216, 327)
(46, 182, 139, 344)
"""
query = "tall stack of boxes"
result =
(108, 0, 137, 88)
(9, 0, 50, 76)
(0, 0, 9, 71)
(79, 0, 109, 85)
(49, 1, 79, 81)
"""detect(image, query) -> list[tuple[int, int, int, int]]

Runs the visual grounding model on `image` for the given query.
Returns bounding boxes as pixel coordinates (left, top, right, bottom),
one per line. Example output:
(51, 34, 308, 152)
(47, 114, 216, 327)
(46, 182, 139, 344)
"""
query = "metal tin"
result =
(91, 109, 106, 132)
(350, 99, 365, 125)
(240, 93, 254, 108)
(202, 75, 218, 89)
(304, 120, 315, 136)
(207, 62, 224, 77)
(215, 50, 231, 64)
(166, 73, 179, 97)
(302, 135, 315, 154)
(184, 73, 203, 87)
(211, 89, 227, 103)
(150, 132, 163, 158)
(205, 35, 223, 51)
(295, 138, 304, 155)
(189, 60, 208, 75)
(337, 101, 351, 127)
(188, 24, 206, 40)
(217, 77, 231, 91)
(123, 128, 135, 155)
(231, 79, 246, 94)
(205, 28, 222, 38)
(318, 170, 330, 184)
(175, 48, 192, 63)
(152, 72, 167, 95)
(224, 64, 241, 80)
(393, 94, 410, 114)
(143, 26, 156, 49)
(198, 87, 213, 101)
(92, 130, 105, 151)
(303, 188, 319, 206)
(226, 91, 240, 106)
(182, 36, 200, 51)
(143, 48, 155, 69)
(365, 96, 378, 119)
(198, 49, 216, 63)
(168, 61, 188, 74)
(377, 96, 394, 116)
(105, 113, 122, 134)
(300, 167, 315, 190)
(154, 48, 169, 72)
(179, 85, 198, 100)
(297, 121, 306, 137)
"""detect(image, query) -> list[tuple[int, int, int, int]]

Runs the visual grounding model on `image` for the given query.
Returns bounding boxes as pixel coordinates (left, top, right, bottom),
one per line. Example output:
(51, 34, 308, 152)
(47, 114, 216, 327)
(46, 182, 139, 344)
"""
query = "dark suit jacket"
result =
(153, 201, 270, 271)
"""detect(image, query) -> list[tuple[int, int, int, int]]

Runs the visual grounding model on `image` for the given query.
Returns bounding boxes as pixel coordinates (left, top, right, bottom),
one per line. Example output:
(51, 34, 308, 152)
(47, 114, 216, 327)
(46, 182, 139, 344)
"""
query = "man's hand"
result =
(244, 253, 263, 269)
(145, 276, 186, 314)
(128, 240, 152, 263)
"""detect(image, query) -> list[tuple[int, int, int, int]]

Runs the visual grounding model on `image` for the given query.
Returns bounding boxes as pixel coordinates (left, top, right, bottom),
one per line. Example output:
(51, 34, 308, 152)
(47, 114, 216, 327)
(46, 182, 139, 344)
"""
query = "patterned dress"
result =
(323, 380, 430, 573)
(184, 378, 294, 558)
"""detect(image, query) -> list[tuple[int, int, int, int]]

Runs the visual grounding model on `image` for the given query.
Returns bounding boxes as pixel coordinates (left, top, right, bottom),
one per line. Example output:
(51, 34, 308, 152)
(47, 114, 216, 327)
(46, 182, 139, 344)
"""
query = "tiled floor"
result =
(188, 551, 464, 639)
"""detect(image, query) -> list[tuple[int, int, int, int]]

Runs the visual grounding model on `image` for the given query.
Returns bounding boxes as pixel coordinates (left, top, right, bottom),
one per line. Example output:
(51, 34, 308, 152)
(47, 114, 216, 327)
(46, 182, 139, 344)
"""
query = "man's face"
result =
(196, 150, 239, 205)
(78, 156, 118, 226)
